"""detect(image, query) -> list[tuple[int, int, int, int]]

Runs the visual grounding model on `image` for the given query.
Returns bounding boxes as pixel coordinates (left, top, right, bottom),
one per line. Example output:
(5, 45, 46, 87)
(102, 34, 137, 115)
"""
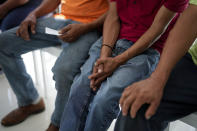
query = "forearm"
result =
(0, 0, 28, 11)
(152, 4, 197, 85)
(100, 2, 120, 58)
(30, 0, 60, 18)
(115, 6, 176, 65)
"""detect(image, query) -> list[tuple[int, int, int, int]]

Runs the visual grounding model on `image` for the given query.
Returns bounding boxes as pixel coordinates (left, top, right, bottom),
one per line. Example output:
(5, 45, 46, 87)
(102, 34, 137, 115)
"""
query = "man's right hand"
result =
(16, 13, 37, 41)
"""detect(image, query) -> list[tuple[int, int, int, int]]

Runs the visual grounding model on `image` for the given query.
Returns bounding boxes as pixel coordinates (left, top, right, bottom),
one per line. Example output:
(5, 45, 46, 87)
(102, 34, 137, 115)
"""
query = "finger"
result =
(89, 72, 105, 80)
(130, 97, 145, 118)
(20, 25, 30, 41)
(119, 87, 133, 106)
(121, 94, 135, 116)
(89, 66, 98, 79)
(58, 33, 69, 41)
(145, 102, 159, 120)
(30, 22, 36, 34)
(92, 86, 98, 92)
(59, 25, 71, 34)
(98, 64, 104, 73)
(16, 28, 20, 37)
(94, 73, 108, 87)
(90, 79, 94, 88)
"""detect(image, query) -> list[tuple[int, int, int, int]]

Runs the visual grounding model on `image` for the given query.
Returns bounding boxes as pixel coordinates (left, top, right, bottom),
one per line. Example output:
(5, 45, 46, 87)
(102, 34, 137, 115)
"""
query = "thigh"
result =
(52, 28, 100, 78)
(0, 17, 70, 55)
(115, 53, 197, 131)
(152, 53, 197, 122)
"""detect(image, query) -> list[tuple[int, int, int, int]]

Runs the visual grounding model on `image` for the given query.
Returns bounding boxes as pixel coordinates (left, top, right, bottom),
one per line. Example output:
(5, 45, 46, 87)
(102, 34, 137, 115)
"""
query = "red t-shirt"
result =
(110, 0, 188, 53)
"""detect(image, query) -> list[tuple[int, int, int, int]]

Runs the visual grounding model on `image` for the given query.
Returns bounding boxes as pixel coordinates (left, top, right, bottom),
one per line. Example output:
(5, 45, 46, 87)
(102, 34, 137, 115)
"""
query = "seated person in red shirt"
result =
(59, 0, 188, 131)
(116, 2, 197, 131)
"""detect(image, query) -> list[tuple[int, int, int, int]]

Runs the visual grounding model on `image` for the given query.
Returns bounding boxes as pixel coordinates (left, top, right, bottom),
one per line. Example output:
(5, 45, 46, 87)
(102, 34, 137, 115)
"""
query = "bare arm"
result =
(152, 4, 197, 85)
(30, 0, 60, 18)
(0, 0, 28, 11)
(0, 0, 29, 19)
(115, 6, 176, 66)
(100, 2, 120, 58)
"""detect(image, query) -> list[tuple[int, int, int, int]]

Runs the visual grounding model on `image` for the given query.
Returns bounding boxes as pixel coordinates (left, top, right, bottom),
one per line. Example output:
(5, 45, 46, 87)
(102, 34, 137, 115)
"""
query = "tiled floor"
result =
(0, 51, 196, 131)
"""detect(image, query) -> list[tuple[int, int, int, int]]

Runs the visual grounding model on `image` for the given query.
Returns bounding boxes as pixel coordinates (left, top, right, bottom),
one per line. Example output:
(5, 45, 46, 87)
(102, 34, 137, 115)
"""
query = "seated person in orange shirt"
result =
(0, 0, 109, 130)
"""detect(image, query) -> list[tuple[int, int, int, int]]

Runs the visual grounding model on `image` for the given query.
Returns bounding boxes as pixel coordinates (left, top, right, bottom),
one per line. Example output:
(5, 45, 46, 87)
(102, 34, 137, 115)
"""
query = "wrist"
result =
(150, 71, 169, 89)
(115, 53, 129, 66)
(113, 56, 122, 67)
(29, 11, 38, 18)
(100, 46, 112, 58)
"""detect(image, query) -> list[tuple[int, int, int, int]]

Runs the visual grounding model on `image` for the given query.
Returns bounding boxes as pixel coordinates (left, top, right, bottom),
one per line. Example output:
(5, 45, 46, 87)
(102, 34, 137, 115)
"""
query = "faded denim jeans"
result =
(60, 37, 160, 131)
(0, 17, 100, 127)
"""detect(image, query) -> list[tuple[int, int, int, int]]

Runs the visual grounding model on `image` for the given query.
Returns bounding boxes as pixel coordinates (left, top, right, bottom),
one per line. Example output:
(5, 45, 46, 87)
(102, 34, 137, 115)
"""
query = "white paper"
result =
(45, 27, 60, 36)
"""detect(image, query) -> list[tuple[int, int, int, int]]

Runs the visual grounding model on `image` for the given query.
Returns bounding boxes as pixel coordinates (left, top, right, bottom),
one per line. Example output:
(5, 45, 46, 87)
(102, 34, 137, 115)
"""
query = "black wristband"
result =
(102, 44, 113, 51)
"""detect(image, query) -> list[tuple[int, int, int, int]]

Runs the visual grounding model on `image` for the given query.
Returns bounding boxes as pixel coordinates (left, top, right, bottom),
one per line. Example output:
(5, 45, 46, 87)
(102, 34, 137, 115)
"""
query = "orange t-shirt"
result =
(60, 0, 109, 23)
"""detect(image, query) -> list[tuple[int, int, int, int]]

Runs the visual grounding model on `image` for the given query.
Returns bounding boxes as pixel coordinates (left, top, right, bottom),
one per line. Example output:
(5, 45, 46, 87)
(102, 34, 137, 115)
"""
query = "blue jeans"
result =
(0, 17, 100, 127)
(60, 38, 160, 131)
(115, 53, 197, 131)
(0, 0, 42, 31)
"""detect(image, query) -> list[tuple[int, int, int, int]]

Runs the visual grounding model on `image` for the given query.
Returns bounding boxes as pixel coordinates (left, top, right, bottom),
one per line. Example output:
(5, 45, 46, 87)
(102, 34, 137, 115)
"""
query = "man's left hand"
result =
(119, 75, 165, 120)
(59, 23, 87, 42)
(89, 57, 120, 90)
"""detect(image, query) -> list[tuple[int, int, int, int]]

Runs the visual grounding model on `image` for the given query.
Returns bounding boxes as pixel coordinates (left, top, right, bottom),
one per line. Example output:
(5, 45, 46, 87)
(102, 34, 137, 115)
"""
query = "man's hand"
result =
(16, 13, 37, 41)
(58, 23, 88, 42)
(119, 75, 165, 120)
(88, 57, 120, 91)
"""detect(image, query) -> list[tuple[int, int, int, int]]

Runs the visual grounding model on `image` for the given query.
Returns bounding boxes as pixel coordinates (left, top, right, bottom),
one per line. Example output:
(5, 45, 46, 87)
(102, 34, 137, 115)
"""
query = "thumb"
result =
(59, 25, 71, 34)
(96, 59, 106, 66)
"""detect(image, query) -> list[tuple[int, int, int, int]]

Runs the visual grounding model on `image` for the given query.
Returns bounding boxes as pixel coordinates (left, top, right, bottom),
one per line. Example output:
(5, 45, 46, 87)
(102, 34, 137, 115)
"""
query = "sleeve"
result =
(164, 0, 189, 13)
(190, 0, 197, 5)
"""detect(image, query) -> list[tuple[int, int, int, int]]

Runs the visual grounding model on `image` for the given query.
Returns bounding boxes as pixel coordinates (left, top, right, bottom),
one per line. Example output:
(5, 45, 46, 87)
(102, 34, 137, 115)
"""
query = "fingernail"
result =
(146, 116, 151, 120)
(94, 62, 97, 66)
(98, 69, 102, 73)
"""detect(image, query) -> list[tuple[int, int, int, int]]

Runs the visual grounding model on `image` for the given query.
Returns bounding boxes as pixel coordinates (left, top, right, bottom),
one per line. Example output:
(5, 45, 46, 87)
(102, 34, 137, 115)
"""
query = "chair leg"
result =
(32, 51, 39, 86)
(40, 50, 48, 98)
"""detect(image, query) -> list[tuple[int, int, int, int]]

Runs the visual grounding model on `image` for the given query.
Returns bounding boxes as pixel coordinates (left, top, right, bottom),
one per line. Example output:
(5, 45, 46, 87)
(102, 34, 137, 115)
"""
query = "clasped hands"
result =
(88, 56, 119, 91)
(89, 56, 165, 120)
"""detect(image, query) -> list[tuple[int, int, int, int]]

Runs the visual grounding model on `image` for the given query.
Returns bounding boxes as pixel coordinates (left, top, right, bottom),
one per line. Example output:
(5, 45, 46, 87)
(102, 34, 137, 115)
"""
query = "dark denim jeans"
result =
(115, 53, 197, 131)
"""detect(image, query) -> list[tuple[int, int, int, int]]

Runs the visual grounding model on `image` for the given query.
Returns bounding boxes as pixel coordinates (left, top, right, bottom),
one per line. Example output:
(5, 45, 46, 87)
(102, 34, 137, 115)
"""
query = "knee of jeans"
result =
(52, 61, 75, 87)
(91, 92, 120, 117)
(0, 30, 16, 50)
